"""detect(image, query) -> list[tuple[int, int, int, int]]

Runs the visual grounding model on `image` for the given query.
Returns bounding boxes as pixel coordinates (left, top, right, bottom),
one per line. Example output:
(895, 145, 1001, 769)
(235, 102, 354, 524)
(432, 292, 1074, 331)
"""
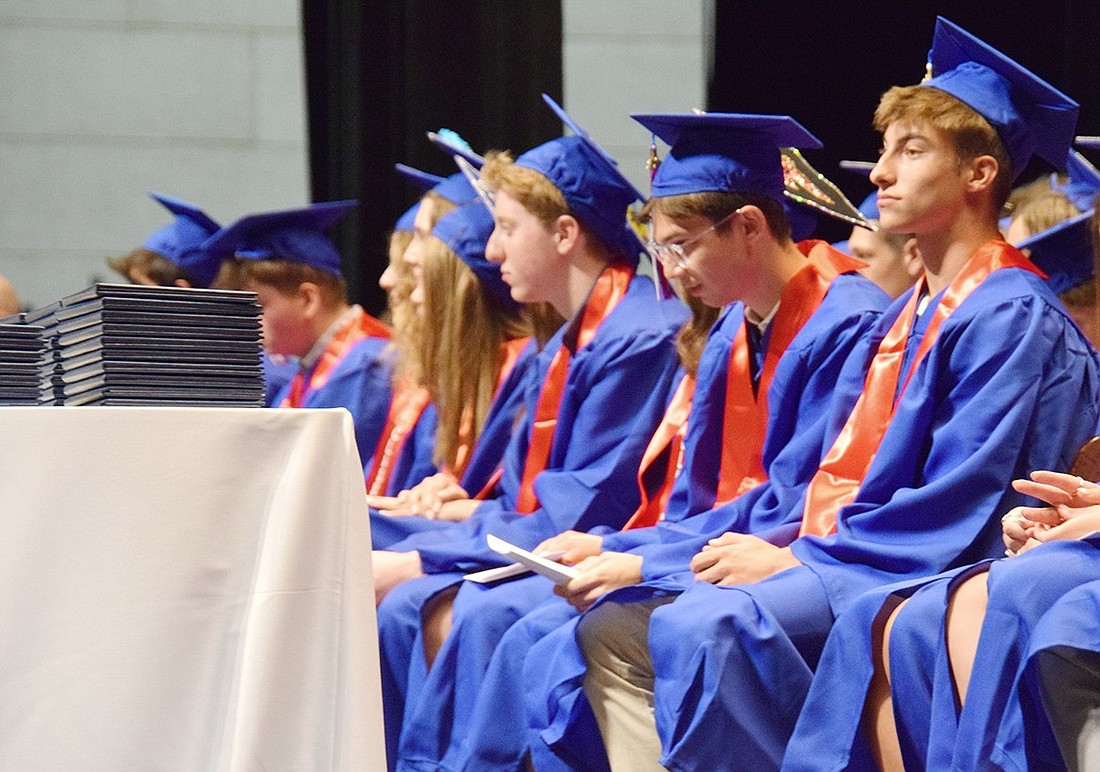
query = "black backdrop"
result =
(303, 1, 1100, 311)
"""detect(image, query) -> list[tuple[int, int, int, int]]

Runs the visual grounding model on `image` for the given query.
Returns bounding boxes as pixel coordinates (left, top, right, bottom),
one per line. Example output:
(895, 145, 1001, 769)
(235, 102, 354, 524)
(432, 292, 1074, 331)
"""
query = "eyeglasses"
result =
(645, 208, 742, 271)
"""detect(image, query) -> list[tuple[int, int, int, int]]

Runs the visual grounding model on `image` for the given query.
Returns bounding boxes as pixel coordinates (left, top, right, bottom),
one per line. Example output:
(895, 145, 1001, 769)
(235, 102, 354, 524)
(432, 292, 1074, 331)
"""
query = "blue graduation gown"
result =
(261, 352, 296, 407)
(369, 340, 540, 549)
(385, 275, 688, 570)
(1000, 559, 1100, 770)
(270, 334, 394, 474)
(436, 272, 883, 770)
(778, 269, 1100, 771)
(558, 264, 1097, 770)
(376, 274, 686, 767)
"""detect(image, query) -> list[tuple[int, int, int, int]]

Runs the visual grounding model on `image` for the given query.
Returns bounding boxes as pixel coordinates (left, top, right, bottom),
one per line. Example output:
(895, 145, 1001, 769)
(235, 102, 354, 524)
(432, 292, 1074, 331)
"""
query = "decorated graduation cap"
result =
(395, 163, 445, 193)
(428, 128, 485, 169)
(202, 200, 357, 278)
(632, 112, 823, 203)
(431, 200, 519, 315)
(921, 16, 1079, 178)
(143, 193, 222, 286)
(506, 95, 644, 262)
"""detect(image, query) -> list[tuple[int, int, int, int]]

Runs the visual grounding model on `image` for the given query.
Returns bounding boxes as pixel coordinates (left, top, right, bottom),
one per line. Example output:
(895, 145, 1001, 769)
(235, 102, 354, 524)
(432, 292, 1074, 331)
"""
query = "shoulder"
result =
(598, 273, 689, 340)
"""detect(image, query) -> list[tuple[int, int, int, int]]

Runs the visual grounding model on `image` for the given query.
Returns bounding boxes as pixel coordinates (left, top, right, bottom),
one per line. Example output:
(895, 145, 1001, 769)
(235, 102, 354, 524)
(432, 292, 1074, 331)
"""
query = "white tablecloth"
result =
(0, 407, 385, 770)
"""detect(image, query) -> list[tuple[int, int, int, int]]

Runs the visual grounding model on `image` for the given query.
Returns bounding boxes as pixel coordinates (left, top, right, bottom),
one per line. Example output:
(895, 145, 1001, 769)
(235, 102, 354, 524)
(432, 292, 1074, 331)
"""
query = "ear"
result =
(966, 155, 1000, 194)
(736, 205, 768, 242)
(297, 282, 324, 317)
(553, 214, 582, 255)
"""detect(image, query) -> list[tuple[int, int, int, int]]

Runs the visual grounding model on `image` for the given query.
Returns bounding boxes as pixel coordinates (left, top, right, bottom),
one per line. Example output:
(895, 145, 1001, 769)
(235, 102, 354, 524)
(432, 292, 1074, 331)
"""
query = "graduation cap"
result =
(394, 202, 419, 234)
(506, 95, 644, 262)
(143, 193, 222, 287)
(1053, 149, 1100, 213)
(395, 163, 445, 193)
(431, 200, 519, 315)
(631, 112, 823, 202)
(1016, 209, 1095, 294)
(428, 129, 485, 169)
(202, 200, 357, 278)
(921, 16, 1079, 178)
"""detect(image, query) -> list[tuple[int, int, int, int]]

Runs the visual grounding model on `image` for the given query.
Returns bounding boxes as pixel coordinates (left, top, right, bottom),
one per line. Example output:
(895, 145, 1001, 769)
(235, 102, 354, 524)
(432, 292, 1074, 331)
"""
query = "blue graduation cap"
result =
(1016, 209, 1095, 294)
(143, 193, 222, 286)
(202, 200, 357, 278)
(394, 202, 419, 234)
(430, 172, 480, 207)
(631, 113, 823, 202)
(395, 163, 445, 193)
(921, 17, 1079, 178)
(509, 96, 644, 262)
(428, 129, 485, 169)
(541, 93, 646, 202)
(432, 200, 519, 315)
(1053, 150, 1100, 213)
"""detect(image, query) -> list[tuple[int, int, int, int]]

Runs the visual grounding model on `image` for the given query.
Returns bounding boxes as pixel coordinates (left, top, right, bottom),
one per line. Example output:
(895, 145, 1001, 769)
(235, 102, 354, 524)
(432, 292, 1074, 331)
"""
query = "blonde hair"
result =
(383, 228, 421, 385)
(1010, 190, 1079, 240)
(418, 234, 530, 475)
(874, 85, 1013, 209)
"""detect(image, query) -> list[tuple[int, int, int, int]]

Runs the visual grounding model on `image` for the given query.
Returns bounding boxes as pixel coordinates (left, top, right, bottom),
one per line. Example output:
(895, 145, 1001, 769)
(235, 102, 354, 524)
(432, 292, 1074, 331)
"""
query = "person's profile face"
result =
(871, 120, 969, 235)
(486, 189, 560, 305)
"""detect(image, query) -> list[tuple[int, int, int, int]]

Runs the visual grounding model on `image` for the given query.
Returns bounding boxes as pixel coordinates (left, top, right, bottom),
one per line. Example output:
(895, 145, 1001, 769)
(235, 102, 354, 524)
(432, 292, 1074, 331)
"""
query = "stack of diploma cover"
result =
(34, 283, 264, 406)
(0, 316, 47, 406)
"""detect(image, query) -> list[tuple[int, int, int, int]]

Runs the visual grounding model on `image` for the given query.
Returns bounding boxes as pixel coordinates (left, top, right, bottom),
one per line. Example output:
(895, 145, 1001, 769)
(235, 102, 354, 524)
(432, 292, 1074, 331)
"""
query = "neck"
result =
(913, 210, 1001, 296)
(552, 251, 612, 320)
(743, 240, 805, 319)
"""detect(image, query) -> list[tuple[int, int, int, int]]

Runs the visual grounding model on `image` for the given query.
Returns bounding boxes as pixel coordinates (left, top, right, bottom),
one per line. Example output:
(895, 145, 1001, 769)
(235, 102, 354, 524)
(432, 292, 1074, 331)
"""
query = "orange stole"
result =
(281, 306, 391, 408)
(799, 241, 1043, 538)
(365, 382, 431, 494)
(714, 242, 866, 505)
(515, 264, 633, 513)
(621, 373, 696, 530)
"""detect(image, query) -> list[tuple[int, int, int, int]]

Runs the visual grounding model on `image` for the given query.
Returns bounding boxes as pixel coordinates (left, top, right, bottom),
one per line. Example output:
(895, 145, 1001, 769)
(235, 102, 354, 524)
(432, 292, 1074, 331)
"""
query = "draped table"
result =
(0, 407, 385, 770)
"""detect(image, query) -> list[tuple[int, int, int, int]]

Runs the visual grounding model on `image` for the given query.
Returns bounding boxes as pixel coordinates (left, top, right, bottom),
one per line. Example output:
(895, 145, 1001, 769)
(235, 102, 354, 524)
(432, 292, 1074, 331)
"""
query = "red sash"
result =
(622, 373, 696, 530)
(799, 241, 1043, 537)
(281, 306, 391, 408)
(515, 264, 633, 513)
(714, 241, 865, 505)
(365, 382, 431, 494)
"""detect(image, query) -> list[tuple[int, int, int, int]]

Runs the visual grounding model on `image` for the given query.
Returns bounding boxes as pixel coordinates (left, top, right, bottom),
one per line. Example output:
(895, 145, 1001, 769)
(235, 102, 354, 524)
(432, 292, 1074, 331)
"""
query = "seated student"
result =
(778, 18, 1100, 772)
(108, 193, 222, 288)
(203, 201, 394, 473)
(366, 201, 439, 498)
(368, 199, 539, 549)
(845, 193, 924, 299)
(569, 17, 1100, 772)
(400, 113, 892, 772)
(370, 122, 688, 763)
(107, 192, 296, 403)
(1008, 147, 1100, 345)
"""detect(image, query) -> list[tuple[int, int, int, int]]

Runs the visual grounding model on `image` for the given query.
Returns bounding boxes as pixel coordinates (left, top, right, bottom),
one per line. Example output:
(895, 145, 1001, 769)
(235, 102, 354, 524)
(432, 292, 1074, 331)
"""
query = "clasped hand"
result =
(1002, 470, 1100, 556)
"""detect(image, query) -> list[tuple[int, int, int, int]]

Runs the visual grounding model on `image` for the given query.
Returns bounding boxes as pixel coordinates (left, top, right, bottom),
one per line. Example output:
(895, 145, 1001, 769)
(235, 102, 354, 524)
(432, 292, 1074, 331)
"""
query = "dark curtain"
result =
(302, 1, 563, 315)
(710, 1, 1100, 243)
